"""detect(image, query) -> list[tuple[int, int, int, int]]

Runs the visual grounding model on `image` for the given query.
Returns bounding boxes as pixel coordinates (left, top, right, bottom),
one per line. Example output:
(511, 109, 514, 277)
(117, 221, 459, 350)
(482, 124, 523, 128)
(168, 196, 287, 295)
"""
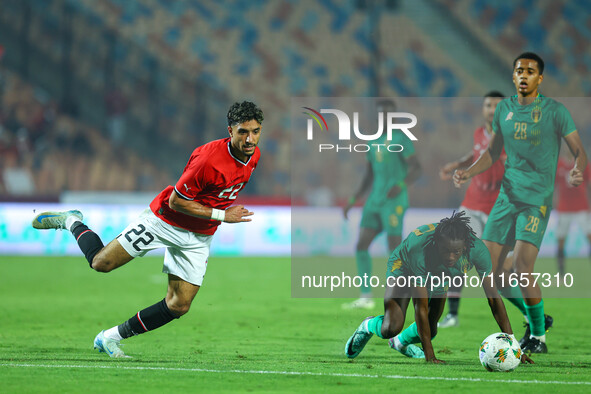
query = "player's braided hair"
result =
(432, 210, 476, 250)
(227, 101, 264, 126)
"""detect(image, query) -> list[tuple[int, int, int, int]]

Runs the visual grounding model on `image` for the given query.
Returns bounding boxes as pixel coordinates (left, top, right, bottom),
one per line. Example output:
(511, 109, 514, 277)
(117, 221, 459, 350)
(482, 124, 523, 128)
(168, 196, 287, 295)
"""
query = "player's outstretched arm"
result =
(482, 280, 513, 335)
(344, 161, 373, 219)
(564, 131, 588, 187)
(412, 286, 444, 364)
(169, 191, 253, 223)
(439, 152, 473, 181)
(453, 132, 503, 188)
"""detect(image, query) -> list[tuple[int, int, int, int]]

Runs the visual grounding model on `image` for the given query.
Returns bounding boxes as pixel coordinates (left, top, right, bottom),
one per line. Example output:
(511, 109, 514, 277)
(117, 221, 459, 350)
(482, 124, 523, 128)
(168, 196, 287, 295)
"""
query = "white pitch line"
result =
(1, 363, 590, 385)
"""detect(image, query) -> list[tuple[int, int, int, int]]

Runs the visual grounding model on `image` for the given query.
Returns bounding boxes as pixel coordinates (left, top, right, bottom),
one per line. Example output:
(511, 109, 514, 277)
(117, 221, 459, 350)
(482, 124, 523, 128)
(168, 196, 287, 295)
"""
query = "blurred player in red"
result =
(33, 101, 263, 358)
(438, 91, 528, 328)
(555, 148, 591, 276)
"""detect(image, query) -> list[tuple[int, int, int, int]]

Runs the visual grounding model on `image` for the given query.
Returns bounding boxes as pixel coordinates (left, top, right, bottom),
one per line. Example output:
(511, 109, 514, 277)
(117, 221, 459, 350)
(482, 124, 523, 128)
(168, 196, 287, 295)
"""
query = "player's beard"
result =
(243, 144, 256, 156)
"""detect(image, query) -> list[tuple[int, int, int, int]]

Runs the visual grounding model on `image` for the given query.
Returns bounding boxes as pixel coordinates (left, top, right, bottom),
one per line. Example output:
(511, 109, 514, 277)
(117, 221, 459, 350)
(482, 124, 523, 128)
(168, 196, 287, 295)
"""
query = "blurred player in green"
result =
(454, 52, 588, 353)
(343, 99, 421, 309)
(344, 212, 533, 364)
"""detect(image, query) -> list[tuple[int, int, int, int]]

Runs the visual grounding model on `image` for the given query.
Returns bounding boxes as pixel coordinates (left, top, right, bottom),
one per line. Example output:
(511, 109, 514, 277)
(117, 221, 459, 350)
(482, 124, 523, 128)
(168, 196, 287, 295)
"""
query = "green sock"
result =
(367, 316, 384, 338)
(498, 284, 527, 316)
(525, 300, 545, 336)
(397, 322, 438, 345)
(398, 322, 420, 346)
(356, 250, 372, 294)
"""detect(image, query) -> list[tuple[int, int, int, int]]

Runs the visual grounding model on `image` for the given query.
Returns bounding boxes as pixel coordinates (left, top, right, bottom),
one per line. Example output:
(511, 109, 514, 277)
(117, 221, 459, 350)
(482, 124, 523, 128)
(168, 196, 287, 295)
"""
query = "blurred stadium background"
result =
(3, 4, 591, 391)
(0, 0, 590, 257)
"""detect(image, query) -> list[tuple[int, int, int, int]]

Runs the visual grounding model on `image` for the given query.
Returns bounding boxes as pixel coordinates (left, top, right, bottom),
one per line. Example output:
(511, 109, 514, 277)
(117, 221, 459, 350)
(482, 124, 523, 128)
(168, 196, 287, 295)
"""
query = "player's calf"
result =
(69, 221, 106, 268)
(380, 316, 403, 339)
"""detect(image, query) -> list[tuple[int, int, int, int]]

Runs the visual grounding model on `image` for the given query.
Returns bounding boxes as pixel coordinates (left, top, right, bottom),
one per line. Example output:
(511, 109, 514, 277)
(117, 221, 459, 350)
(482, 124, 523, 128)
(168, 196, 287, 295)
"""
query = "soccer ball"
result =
(479, 333, 522, 372)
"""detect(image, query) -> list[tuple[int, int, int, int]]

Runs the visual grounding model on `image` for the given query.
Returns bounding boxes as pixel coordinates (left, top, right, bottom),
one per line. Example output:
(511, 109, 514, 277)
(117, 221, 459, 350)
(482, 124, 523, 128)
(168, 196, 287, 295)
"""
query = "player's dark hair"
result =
(513, 52, 544, 75)
(227, 101, 264, 126)
(484, 91, 504, 98)
(432, 211, 476, 250)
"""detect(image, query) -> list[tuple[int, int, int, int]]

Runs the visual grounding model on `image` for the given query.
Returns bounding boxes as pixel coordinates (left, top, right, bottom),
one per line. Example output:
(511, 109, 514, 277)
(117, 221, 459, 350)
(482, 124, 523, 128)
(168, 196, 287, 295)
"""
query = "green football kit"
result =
(483, 95, 577, 249)
(360, 133, 415, 237)
(386, 222, 492, 296)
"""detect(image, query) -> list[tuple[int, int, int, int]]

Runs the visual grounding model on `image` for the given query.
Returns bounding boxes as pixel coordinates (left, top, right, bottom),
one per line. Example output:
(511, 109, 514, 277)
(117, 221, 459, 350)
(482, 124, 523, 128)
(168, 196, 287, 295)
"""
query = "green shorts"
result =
(360, 197, 407, 237)
(482, 192, 550, 250)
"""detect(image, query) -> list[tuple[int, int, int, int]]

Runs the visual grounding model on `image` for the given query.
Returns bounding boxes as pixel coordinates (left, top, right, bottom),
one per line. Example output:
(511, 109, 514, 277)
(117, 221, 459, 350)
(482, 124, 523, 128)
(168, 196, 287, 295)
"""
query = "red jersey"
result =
(461, 127, 505, 214)
(150, 138, 260, 235)
(555, 157, 590, 212)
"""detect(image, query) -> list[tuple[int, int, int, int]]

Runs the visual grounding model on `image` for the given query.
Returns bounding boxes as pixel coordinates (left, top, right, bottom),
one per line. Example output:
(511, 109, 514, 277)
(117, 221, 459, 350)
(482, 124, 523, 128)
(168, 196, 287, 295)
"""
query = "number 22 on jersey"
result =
(218, 182, 245, 200)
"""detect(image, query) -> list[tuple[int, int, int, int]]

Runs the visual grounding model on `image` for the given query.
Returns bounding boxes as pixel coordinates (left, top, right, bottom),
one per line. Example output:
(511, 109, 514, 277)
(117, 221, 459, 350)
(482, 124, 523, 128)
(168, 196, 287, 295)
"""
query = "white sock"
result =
(104, 326, 123, 341)
(65, 215, 82, 231)
(530, 334, 546, 342)
(391, 336, 405, 351)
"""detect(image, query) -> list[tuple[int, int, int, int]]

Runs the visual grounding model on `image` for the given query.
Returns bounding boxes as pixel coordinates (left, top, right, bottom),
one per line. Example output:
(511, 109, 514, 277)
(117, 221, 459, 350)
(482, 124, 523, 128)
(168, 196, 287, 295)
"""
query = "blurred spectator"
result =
(304, 173, 334, 207)
(2, 151, 35, 195)
(0, 68, 172, 197)
(104, 85, 128, 146)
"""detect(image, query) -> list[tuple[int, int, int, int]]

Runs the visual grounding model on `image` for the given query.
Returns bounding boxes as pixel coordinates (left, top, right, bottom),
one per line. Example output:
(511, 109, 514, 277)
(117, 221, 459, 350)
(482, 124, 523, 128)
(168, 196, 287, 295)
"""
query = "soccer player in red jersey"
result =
(555, 150, 591, 276)
(32, 101, 264, 358)
(438, 92, 528, 328)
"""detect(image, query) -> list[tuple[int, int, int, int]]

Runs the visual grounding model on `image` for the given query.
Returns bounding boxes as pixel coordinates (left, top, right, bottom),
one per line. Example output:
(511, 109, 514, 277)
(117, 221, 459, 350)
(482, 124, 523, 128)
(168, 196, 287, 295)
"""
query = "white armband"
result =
(211, 208, 225, 222)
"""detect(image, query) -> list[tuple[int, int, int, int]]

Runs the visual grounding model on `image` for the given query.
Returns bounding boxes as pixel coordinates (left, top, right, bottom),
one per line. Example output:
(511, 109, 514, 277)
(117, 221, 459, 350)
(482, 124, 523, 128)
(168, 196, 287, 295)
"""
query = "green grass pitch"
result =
(1, 255, 591, 392)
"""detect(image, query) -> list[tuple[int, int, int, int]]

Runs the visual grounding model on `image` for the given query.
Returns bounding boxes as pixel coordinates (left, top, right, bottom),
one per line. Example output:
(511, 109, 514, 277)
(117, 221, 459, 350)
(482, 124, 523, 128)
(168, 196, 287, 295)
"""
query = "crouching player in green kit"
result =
(344, 211, 533, 364)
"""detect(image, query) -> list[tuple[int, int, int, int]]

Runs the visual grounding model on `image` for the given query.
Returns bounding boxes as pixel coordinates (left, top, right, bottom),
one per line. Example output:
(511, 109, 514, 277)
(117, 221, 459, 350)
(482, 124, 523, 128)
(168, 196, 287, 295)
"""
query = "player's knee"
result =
(166, 300, 191, 317)
(430, 325, 438, 339)
(513, 258, 533, 274)
(91, 254, 115, 272)
(355, 241, 368, 252)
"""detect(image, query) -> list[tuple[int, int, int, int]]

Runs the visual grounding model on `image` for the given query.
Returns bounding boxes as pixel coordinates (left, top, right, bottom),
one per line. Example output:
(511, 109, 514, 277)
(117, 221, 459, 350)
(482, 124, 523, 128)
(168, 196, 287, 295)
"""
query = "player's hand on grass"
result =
(425, 356, 446, 364)
(452, 169, 470, 188)
(520, 353, 534, 364)
(568, 167, 584, 187)
(224, 205, 254, 223)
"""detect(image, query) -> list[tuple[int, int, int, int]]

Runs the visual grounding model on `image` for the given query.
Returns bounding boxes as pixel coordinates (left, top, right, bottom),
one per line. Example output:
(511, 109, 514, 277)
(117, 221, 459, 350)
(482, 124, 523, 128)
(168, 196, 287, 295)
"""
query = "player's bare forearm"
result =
(481, 275, 512, 334)
(412, 289, 439, 363)
(453, 150, 493, 188)
(440, 152, 474, 180)
(564, 131, 588, 186)
(169, 191, 216, 220)
(469, 149, 495, 177)
(487, 297, 513, 334)
(169, 191, 253, 223)
(453, 132, 503, 187)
